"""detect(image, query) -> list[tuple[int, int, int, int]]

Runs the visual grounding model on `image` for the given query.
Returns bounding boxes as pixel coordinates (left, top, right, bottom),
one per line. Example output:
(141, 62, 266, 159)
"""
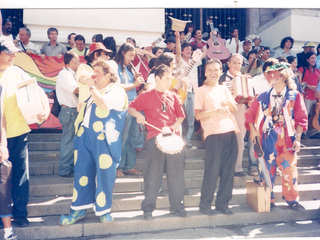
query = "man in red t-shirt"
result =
(128, 64, 188, 220)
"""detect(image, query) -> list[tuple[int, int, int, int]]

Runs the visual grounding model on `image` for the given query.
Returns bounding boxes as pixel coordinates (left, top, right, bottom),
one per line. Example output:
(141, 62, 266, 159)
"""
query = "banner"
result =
(14, 52, 86, 129)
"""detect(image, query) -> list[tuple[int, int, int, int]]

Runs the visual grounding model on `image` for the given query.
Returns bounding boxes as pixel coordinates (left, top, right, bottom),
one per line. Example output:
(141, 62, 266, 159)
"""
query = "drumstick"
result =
(145, 122, 172, 137)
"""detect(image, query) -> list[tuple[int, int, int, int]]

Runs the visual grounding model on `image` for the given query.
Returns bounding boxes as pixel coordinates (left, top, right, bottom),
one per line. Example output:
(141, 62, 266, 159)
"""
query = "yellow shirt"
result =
(75, 63, 93, 103)
(0, 66, 31, 138)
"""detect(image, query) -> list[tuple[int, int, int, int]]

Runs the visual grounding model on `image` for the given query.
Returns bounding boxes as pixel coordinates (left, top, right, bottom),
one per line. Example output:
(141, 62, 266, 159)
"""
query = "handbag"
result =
(50, 90, 61, 118)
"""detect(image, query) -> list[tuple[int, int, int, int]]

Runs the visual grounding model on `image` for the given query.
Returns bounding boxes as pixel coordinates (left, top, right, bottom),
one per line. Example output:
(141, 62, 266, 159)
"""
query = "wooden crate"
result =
(246, 180, 271, 213)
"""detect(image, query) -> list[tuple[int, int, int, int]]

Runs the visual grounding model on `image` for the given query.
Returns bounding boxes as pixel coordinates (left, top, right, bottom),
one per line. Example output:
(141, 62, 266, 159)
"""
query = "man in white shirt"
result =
(1, 19, 15, 43)
(251, 58, 278, 95)
(219, 54, 251, 176)
(17, 27, 41, 55)
(226, 28, 242, 54)
(56, 51, 80, 178)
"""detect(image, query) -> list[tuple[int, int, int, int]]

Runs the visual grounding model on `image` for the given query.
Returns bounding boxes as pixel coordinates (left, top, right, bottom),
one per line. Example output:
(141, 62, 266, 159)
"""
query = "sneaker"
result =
(13, 217, 29, 227)
(289, 203, 305, 211)
(187, 143, 197, 150)
(170, 209, 189, 218)
(4, 234, 17, 240)
(59, 209, 86, 226)
(100, 213, 113, 223)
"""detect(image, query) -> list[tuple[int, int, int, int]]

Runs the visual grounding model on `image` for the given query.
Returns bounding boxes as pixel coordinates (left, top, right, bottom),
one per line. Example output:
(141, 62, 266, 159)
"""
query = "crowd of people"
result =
(0, 14, 319, 239)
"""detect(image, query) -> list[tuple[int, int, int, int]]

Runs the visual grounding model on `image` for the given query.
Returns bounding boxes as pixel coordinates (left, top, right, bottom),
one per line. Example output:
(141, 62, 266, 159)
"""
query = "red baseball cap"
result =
(89, 42, 112, 55)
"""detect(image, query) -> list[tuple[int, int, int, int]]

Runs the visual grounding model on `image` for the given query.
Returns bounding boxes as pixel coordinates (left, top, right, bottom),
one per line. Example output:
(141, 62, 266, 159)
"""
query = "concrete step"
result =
(29, 166, 320, 197)
(29, 152, 320, 177)
(14, 200, 320, 240)
(27, 183, 320, 217)
(29, 133, 62, 142)
(29, 142, 60, 151)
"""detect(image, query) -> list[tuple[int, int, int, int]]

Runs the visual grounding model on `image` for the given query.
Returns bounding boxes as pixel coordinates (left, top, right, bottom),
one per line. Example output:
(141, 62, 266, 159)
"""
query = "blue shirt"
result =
(117, 64, 137, 102)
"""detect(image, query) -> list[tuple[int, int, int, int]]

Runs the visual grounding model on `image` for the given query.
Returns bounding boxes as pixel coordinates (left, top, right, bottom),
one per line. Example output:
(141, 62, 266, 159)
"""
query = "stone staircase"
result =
(9, 132, 320, 239)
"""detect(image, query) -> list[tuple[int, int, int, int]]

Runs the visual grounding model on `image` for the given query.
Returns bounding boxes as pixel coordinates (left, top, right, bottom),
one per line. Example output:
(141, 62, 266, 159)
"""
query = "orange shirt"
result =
(194, 84, 239, 140)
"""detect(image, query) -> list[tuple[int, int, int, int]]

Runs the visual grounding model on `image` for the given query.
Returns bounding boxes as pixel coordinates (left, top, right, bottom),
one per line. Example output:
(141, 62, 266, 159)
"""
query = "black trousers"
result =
(199, 131, 238, 211)
(141, 137, 185, 213)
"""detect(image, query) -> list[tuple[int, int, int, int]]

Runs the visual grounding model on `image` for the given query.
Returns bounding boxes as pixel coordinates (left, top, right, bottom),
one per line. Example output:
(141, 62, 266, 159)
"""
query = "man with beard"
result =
(1, 19, 15, 43)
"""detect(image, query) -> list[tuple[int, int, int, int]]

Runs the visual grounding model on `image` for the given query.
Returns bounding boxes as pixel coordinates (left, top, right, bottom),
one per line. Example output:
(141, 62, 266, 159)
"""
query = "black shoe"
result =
(310, 133, 320, 139)
(143, 211, 153, 220)
(59, 171, 74, 178)
(289, 203, 305, 211)
(200, 208, 216, 216)
(170, 209, 189, 218)
(13, 217, 29, 227)
(234, 171, 247, 177)
(184, 188, 191, 195)
(216, 208, 234, 215)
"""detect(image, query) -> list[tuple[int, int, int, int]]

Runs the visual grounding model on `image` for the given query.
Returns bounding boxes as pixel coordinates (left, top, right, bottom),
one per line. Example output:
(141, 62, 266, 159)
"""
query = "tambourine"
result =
(146, 122, 185, 155)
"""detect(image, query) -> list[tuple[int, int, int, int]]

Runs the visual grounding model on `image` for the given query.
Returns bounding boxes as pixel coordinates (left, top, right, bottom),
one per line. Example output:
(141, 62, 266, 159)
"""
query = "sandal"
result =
(124, 168, 142, 175)
(116, 169, 125, 178)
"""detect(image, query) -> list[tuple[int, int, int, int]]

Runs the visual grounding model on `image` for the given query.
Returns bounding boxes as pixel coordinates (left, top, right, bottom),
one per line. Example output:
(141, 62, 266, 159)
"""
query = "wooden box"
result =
(16, 78, 44, 125)
(246, 181, 271, 213)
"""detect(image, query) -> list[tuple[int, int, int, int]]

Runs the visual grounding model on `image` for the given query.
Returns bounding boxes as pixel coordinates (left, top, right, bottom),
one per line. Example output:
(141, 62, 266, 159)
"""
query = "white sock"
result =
(4, 227, 13, 238)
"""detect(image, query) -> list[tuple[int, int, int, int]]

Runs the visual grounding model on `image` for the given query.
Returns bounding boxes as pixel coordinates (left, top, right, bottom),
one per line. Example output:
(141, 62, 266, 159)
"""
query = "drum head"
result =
(156, 133, 185, 154)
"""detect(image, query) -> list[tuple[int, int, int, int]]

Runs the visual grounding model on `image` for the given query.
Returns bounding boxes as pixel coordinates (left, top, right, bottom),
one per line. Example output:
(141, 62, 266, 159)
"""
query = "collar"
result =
(47, 42, 60, 47)
(64, 67, 75, 75)
(226, 70, 242, 79)
(270, 87, 286, 98)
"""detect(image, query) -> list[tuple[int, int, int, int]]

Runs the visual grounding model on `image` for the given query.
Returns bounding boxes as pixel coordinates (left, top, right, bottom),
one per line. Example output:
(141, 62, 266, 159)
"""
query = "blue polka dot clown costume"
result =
(59, 60, 128, 225)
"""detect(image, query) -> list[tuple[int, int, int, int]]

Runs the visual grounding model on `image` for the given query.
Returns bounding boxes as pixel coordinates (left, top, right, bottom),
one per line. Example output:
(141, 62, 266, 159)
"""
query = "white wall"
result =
(23, 9, 165, 47)
(257, 10, 320, 54)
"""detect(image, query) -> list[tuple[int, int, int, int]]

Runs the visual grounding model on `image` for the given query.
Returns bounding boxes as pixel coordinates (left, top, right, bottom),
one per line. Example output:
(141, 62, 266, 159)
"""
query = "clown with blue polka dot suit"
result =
(59, 60, 128, 225)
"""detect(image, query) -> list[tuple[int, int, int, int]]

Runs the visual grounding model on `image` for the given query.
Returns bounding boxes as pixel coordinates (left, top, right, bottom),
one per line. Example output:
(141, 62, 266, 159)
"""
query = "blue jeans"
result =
(7, 133, 29, 219)
(184, 92, 195, 143)
(58, 107, 78, 176)
(118, 113, 139, 171)
(247, 137, 258, 171)
(136, 111, 145, 149)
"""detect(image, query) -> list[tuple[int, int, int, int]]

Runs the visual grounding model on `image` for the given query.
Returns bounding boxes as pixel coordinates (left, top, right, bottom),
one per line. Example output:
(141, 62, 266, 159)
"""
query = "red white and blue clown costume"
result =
(245, 86, 308, 205)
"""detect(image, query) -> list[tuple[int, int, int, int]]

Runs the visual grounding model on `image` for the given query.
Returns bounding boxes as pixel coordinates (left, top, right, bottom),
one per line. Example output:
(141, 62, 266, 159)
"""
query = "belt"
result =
(61, 104, 76, 109)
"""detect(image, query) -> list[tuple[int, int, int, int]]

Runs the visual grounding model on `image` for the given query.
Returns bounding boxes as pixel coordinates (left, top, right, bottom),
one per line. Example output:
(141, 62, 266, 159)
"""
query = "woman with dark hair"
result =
(152, 46, 163, 57)
(112, 43, 145, 177)
(298, 52, 320, 117)
(103, 37, 117, 59)
(274, 36, 296, 59)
